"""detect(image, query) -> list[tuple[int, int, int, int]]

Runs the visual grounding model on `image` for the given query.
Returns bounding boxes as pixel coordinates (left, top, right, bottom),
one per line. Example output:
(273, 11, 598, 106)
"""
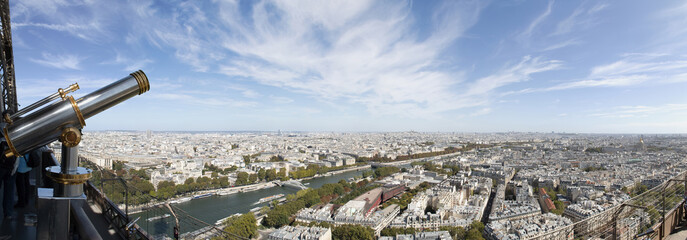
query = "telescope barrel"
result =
(2, 70, 150, 157)
(78, 71, 149, 119)
(11, 83, 80, 120)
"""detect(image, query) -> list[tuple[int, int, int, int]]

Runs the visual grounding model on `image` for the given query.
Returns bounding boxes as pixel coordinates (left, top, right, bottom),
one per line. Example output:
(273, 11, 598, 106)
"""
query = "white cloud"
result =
(541, 39, 581, 51)
(470, 108, 492, 117)
(150, 93, 257, 108)
(29, 53, 83, 70)
(542, 75, 649, 91)
(590, 104, 687, 118)
(204, 0, 487, 116)
(518, 0, 553, 42)
(550, 2, 607, 36)
(590, 60, 687, 77)
(220, 84, 262, 99)
(270, 96, 294, 104)
(588, 3, 609, 14)
(11, 0, 110, 42)
(656, 2, 687, 47)
(101, 53, 153, 72)
(508, 53, 687, 94)
(467, 56, 562, 96)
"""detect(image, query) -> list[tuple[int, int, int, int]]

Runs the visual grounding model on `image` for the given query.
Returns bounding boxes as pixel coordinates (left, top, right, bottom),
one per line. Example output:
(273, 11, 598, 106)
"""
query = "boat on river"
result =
(253, 194, 284, 205)
(146, 214, 171, 222)
(169, 197, 191, 204)
(192, 193, 214, 200)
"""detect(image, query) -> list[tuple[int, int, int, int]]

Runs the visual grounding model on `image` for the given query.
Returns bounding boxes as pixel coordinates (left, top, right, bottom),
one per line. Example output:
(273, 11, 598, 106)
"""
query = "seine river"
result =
(133, 169, 366, 237)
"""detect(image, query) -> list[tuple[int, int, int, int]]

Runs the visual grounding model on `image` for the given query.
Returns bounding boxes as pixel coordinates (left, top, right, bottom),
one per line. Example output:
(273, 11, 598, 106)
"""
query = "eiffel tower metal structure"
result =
(0, 0, 17, 117)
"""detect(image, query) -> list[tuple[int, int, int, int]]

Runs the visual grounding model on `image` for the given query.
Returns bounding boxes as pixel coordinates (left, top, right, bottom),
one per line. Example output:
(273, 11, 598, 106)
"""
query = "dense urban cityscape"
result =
(69, 131, 687, 239)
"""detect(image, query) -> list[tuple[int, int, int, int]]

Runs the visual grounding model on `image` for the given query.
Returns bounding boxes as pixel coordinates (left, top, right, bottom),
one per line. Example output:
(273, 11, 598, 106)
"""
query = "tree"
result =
(466, 221, 485, 240)
(332, 225, 374, 240)
(362, 170, 374, 178)
(466, 228, 485, 240)
(112, 161, 125, 171)
(157, 180, 175, 190)
(262, 209, 290, 228)
(249, 174, 258, 183)
(197, 176, 211, 185)
(551, 200, 565, 215)
(219, 176, 229, 187)
(278, 168, 287, 179)
(219, 213, 257, 239)
(381, 227, 416, 236)
(258, 169, 266, 181)
(440, 226, 466, 239)
(286, 194, 296, 201)
(266, 169, 277, 181)
(184, 177, 195, 185)
(373, 166, 399, 178)
(236, 172, 249, 185)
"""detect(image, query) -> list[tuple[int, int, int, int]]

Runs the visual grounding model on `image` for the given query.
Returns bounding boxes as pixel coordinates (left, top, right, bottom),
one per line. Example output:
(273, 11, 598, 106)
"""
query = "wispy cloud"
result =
(550, 2, 608, 36)
(221, 84, 262, 99)
(203, 0, 487, 116)
(29, 53, 83, 70)
(270, 96, 294, 104)
(507, 53, 687, 94)
(541, 39, 581, 51)
(656, 2, 687, 48)
(590, 104, 687, 118)
(470, 108, 492, 117)
(467, 56, 562, 96)
(11, 0, 110, 42)
(102, 53, 153, 72)
(150, 93, 257, 108)
(518, 0, 554, 43)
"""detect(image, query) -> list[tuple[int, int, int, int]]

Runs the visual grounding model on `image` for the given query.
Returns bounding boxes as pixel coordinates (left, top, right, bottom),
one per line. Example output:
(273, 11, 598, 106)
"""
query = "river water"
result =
(133, 169, 365, 237)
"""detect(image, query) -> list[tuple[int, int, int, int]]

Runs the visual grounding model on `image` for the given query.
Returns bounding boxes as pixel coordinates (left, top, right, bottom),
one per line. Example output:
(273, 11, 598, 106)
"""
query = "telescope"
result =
(1, 70, 149, 197)
(2, 70, 149, 157)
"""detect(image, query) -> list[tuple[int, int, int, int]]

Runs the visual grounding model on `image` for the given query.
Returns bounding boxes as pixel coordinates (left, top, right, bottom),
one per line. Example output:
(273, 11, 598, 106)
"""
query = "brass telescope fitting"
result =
(45, 166, 92, 185)
(130, 70, 150, 94)
(59, 127, 81, 147)
(1, 70, 151, 158)
(59, 83, 80, 100)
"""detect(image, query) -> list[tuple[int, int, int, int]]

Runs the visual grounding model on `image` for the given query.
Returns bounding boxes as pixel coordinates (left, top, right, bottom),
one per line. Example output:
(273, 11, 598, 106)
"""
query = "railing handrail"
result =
(524, 170, 687, 239)
(84, 180, 153, 239)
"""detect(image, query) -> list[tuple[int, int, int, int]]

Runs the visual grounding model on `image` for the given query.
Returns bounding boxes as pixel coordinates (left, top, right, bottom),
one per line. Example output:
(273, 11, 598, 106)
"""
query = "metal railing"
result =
(84, 157, 246, 240)
(522, 170, 687, 240)
(84, 181, 152, 239)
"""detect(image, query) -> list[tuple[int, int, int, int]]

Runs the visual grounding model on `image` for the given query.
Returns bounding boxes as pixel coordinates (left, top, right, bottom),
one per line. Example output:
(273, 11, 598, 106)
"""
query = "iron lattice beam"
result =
(0, 0, 17, 116)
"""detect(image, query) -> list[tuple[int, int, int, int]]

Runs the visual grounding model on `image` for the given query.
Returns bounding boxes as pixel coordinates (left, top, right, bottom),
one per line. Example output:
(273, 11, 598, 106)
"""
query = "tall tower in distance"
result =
(637, 136, 647, 152)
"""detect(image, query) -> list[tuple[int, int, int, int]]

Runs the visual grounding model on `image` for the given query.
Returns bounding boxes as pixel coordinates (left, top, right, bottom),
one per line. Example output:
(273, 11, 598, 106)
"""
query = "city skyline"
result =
(9, 0, 687, 133)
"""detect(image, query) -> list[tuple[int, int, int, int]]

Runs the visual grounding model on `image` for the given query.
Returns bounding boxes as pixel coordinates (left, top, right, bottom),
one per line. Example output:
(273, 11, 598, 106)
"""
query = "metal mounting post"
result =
(38, 133, 93, 240)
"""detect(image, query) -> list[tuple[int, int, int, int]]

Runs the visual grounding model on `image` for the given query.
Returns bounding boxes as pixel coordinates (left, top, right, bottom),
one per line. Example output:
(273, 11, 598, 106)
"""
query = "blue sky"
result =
(9, 0, 687, 133)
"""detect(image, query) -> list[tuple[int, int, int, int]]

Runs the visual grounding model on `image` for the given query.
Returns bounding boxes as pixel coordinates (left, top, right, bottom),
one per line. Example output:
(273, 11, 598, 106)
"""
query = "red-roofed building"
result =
(544, 198, 556, 211)
(353, 188, 383, 216)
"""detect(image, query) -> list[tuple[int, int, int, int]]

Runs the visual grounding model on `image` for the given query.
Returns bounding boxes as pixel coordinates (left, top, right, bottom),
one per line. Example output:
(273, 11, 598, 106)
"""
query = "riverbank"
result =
(296, 164, 371, 181)
(373, 152, 462, 166)
(125, 181, 279, 214)
(126, 165, 372, 214)
(133, 168, 366, 237)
